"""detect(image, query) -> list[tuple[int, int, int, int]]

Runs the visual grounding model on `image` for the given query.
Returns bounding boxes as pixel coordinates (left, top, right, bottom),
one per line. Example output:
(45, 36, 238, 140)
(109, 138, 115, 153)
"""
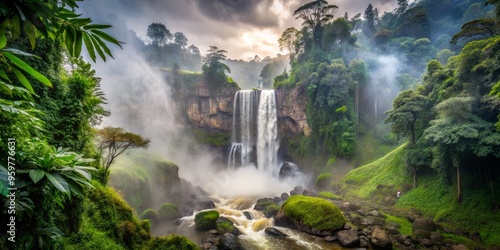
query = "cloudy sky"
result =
(79, 0, 397, 60)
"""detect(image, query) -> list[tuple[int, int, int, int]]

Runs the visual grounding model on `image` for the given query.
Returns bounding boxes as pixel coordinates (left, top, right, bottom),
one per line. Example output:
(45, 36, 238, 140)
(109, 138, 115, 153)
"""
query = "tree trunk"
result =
(452, 155, 462, 203)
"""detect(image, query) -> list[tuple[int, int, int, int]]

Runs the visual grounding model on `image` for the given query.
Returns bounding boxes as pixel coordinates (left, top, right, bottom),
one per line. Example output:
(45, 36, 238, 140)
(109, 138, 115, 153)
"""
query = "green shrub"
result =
(158, 203, 179, 220)
(141, 209, 159, 222)
(282, 195, 345, 231)
(194, 210, 219, 231)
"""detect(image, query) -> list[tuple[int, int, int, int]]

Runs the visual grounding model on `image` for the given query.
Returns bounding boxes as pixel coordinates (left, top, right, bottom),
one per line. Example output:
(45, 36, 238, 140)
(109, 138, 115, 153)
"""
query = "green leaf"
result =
(2, 51, 52, 87)
(66, 179, 83, 197)
(23, 20, 36, 50)
(2, 48, 39, 57)
(74, 30, 83, 57)
(82, 32, 96, 62)
(83, 24, 112, 30)
(0, 30, 6, 49)
(89, 35, 105, 61)
(0, 69, 10, 81)
(64, 26, 75, 56)
(29, 170, 45, 184)
(91, 30, 123, 47)
(12, 68, 34, 93)
(45, 172, 69, 195)
(92, 35, 113, 57)
(10, 15, 21, 39)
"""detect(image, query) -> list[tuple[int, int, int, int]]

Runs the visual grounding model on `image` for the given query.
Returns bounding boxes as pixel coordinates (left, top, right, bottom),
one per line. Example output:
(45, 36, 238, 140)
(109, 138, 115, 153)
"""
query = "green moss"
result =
(341, 144, 409, 199)
(264, 204, 280, 218)
(146, 234, 200, 250)
(141, 209, 159, 222)
(315, 173, 333, 189)
(158, 203, 179, 220)
(381, 212, 412, 235)
(318, 191, 343, 200)
(192, 128, 231, 147)
(194, 210, 219, 231)
(282, 195, 345, 231)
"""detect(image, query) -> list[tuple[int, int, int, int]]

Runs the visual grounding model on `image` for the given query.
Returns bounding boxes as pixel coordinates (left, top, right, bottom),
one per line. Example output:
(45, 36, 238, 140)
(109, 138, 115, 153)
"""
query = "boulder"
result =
(412, 217, 436, 232)
(198, 200, 216, 210)
(280, 192, 289, 201)
(336, 229, 360, 247)
(278, 195, 345, 236)
(367, 210, 380, 217)
(254, 198, 276, 211)
(279, 162, 302, 180)
(221, 233, 243, 250)
(274, 209, 295, 228)
(195, 210, 219, 231)
(371, 227, 392, 250)
(264, 227, 288, 237)
(216, 217, 240, 236)
(243, 211, 253, 220)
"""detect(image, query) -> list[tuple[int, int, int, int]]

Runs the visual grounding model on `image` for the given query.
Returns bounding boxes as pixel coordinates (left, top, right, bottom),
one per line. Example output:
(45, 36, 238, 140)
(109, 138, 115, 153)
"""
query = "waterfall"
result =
(257, 90, 279, 175)
(228, 90, 257, 168)
(228, 90, 280, 175)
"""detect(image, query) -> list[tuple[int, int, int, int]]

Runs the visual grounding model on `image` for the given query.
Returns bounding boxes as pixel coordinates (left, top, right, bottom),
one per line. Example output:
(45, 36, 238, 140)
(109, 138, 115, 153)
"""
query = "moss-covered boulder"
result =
(216, 217, 240, 235)
(315, 173, 333, 190)
(146, 234, 200, 250)
(276, 195, 345, 236)
(141, 208, 159, 222)
(254, 197, 280, 218)
(158, 203, 180, 220)
(194, 210, 219, 231)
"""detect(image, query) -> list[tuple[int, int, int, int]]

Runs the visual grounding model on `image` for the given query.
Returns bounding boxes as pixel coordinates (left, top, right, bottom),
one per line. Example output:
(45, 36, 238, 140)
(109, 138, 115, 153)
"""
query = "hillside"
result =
(339, 145, 500, 246)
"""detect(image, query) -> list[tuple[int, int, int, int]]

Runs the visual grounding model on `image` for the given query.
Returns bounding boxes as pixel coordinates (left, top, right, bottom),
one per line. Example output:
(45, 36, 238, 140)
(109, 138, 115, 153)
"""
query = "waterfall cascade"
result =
(228, 90, 280, 175)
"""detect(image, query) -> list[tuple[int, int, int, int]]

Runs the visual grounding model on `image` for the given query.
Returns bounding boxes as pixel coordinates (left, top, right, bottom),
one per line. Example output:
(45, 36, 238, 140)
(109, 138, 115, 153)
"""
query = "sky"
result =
(79, 0, 397, 60)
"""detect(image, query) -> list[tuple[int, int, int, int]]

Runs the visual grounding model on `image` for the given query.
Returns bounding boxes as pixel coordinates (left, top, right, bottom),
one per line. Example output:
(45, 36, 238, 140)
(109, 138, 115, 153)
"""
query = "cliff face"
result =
(275, 85, 311, 137)
(183, 81, 237, 132)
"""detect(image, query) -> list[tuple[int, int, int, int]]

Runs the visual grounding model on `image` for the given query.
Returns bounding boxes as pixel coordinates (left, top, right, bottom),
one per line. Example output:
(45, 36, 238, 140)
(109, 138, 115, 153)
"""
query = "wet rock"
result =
(280, 192, 289, 201)
(254, 198, 275, 211)
(386, 220, 401, 229)
(264, 227, 288, 237)
(452, 243, 470, 250)
(274, 209, 295, 228)
(349, 202, 361, 211)
(302, 189, 317, 197)
(412, 217, 436, 232)
(198, 200, 216, 210)
(371, 227, 392, 250)
(412, 229, 431, 239)
(324, 235, 338, 242)
(202, 230, 220, 249)
(337, 229, 360, 247)
(243, 211, 253, 220)
(216, 217, 241, 236)
(221, 233, 243, 250)
(385, 225, 400, 235)
(279, 162, 303, 180)
(357, 209, 366, 216)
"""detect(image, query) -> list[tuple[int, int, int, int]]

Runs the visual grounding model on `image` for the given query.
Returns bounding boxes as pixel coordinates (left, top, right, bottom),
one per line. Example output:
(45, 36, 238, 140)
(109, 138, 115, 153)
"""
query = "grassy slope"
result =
(340, 144, 500, 246)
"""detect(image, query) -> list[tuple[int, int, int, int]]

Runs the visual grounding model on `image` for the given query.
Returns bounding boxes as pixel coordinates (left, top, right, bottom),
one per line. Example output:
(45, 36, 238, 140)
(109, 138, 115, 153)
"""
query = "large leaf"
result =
(45, 172, 69, 195)
(29, 169, 45, 184)
(2, 51, 52, 87)
(12, 68, 34, 93)
(82, 32, 96, 62)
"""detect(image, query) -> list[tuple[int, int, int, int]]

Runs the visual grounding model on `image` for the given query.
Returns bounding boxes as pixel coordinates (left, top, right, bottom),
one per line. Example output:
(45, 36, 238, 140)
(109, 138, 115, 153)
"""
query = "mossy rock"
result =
(315, 173, 333, 190)
(264, 204, 280, 218)
(146, 234, 200, 250)
(158, 203, 180, 220)
(216, 217, 240, 235)
(282, 195, 345, 233)
(141, 208, 159, 222)
(194, 210, 219, 231)
(318, 191, 343, 200)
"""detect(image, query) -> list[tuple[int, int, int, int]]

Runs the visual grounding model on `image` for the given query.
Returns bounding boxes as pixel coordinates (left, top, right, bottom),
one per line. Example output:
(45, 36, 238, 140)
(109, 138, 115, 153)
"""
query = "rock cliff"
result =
(275, 85, 311, 136)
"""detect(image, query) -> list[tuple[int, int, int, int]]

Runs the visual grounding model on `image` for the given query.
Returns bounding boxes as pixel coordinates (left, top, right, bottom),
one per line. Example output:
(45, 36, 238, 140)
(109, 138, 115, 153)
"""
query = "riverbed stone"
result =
(221, 233, 243, 250)
(412, 217, 436, 232)
(371, 227, 392, 250)
(264, 227, 288, 237)
(337, 229, 360, 247)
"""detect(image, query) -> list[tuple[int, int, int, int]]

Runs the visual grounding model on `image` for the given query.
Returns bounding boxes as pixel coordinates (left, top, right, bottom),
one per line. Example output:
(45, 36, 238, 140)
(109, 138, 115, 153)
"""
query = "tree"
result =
(293, 0, 338, 49)
(278, 27, 301, 59)
(174, 32, 188, 48)
(202, 46, 231, 87)
(146, 23, 172, 46)
(188, 44, 201, 55)
(363, 4, 378, 35)
(96, 127, 151, 174)
(396, 0, 409, 16)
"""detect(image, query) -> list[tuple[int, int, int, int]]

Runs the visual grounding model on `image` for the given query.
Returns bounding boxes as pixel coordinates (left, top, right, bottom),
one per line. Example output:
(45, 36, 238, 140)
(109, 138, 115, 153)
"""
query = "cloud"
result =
(78, 0, 396, 59)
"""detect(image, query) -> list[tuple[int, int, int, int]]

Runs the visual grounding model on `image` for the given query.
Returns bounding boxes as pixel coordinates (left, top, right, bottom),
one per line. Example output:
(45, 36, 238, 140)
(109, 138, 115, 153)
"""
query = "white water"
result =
(257, 90, 279, 176)
(228, 90, 257, 168)
(228, 89, 280, 177)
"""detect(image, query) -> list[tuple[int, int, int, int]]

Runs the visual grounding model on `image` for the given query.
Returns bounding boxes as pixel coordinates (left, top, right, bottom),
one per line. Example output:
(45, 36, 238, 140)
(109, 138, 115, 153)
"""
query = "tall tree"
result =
(396, 0, 409, 16)
(293, 0, 338, 49)
(174, 32, 188, 48)
(279, 27, 301, 59)
(202, 46, 231, 87)
(363, 4, 378, 35)
(146, 23, 172, 46)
